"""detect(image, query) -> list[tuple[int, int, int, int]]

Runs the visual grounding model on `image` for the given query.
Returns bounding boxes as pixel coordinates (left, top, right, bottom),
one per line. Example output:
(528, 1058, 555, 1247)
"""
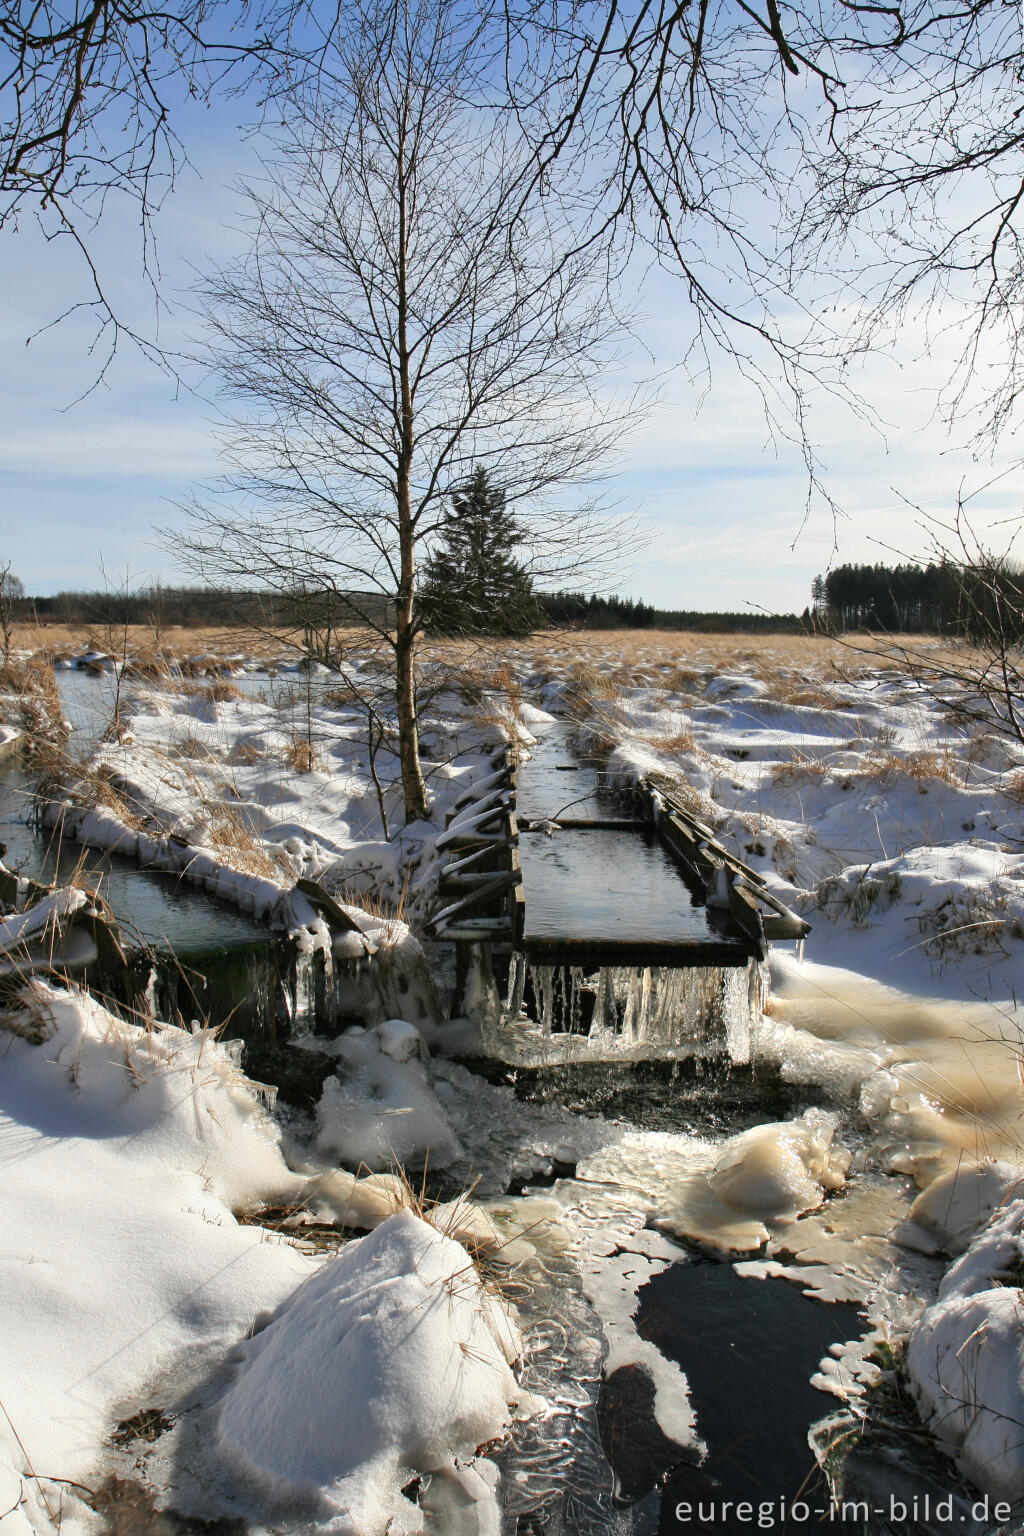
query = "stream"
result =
(0, 671, 1005, 1535)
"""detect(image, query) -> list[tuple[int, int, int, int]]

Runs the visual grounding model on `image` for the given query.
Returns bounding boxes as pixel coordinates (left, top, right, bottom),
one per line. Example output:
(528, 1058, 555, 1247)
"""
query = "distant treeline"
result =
(538, 592, 802, 631)
(12, 584, 806, 634)
(14, 586, 391, 629)
(810, 564, 956, 632)
(812, 560, 1024, 641)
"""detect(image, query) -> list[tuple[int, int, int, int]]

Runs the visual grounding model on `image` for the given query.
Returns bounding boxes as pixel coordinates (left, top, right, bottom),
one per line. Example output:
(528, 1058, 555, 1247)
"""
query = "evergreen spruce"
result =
(419, 467, 543, 636)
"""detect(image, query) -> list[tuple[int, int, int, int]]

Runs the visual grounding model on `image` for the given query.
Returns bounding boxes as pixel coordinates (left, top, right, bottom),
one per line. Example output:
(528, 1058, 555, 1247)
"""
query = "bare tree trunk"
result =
(395, 99, 429, 824)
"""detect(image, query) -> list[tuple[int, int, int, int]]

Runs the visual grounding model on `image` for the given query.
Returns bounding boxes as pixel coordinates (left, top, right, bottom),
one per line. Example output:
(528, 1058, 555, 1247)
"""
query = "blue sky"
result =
(2, 93, 1020, 613)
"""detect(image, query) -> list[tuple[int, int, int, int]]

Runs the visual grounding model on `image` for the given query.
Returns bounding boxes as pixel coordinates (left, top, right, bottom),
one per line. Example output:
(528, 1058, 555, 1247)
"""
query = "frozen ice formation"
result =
(706, 1109, 850, 1217)
(315, 1024, 462, 1171)
(653, 1110, 850, 1253)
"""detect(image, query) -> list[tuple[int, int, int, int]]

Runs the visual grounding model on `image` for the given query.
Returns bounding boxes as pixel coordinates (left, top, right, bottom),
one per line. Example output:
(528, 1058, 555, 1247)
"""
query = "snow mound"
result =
(0, 982, 312, 1521)
(6, 981, 303, 1209)
(215, 1209, 538, 1533)
(315, 1026, 462, 1171)
(907, 1198, 1024, 1500)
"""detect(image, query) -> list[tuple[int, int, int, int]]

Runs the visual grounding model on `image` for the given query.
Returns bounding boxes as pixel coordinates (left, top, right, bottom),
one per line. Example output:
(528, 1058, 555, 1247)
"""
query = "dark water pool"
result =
(615, 1262, 863, 1531)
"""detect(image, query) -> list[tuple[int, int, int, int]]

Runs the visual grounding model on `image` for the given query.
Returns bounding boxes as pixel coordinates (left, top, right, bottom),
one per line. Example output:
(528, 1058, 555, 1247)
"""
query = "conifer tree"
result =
(419, 468, 543, 637)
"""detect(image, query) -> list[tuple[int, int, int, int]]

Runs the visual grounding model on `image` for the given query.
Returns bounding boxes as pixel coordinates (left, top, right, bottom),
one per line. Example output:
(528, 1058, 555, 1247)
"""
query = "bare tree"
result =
(0, 0, 356, 374)
(865, 498, 1024, 747)
(0, 563, 25, 664)
(176, 0, 637, 825)
(495, 0, 1024, 461)
(7, 0, 1024, 469)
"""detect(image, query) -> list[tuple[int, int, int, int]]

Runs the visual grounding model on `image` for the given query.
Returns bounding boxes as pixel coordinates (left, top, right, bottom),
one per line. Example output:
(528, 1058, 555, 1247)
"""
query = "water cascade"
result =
(496, 953, 768, 1066)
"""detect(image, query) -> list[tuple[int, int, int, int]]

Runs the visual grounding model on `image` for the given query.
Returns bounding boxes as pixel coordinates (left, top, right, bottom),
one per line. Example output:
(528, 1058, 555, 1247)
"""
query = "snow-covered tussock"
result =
(215, 1209, 538, 1534)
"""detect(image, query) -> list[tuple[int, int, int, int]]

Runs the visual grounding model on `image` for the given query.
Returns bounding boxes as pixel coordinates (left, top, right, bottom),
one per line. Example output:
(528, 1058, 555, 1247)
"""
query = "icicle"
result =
(641, 970, 657, 1044)
(495, 952, 770, 1067)
(291, 945, 315, 1038)
(621, 969, 642, 1042)
(531, 964, 556, 1035)
(506, 952, 527, 1019)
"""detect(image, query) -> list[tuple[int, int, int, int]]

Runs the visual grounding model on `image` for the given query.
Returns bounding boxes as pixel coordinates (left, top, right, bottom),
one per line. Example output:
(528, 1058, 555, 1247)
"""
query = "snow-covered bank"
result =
(907, 1199, 1024, 1501)
(0, 984, 539, 1535)
(0, 982, 312, 1532)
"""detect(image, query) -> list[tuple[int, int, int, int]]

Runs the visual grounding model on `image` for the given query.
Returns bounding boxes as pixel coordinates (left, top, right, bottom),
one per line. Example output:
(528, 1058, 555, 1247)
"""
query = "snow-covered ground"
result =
(3, 631, 1024, 1526)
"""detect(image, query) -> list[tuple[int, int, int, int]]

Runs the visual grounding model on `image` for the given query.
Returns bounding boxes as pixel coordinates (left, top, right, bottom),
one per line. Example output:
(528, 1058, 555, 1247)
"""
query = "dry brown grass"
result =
(776, 685, 854, 710)
(77, 763, 147, 831)
(229, 739, 267, 767)
(10, 621, 995, 683)
(207, 804, 282, 880)
(660, 664, 707, 693)
(187, 678, 244, 705)
(1002, 768, 1024, 803)
(770, 755, 832, 787)
(866, 746, 963, 787)
(121, 647, 178, 683)
(170, 729, 210, 761)
(8, 621, 371, 668)
(283, 737, 320, 774)
(1, 656, 72, 787)
(637, 727, 698, 757)
(445, 656, 525, 709)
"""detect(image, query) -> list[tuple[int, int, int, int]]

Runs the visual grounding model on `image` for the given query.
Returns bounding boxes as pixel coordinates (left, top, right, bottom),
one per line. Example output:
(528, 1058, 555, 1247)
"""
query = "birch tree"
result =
(178, 0, 634, 824)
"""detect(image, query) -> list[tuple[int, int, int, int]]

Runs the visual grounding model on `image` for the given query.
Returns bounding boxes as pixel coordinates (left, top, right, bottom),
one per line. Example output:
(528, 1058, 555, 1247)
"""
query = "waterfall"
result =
(500, 955, 768, 1065)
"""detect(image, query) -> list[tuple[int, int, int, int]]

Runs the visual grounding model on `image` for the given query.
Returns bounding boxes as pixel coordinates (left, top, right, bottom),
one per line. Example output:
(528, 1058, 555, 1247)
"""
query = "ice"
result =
(706, 1108, 849, 1217)
(498, 956, 764, 1065)
(314, 1025, 463, 1171)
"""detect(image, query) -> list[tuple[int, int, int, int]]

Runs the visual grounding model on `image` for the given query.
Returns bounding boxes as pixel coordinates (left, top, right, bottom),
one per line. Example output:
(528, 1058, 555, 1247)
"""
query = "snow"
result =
(214, 1209, 537, 1534)
(43, 671, 498, 924)
(6, 638, 1024, 1517)
(315, 1025, 463, 1171)
(907, 1199, 1024, 1500)
(0, 884, 89, 947)
(0, 982, 313, 1522)
(898, 1161, 1024, 1256)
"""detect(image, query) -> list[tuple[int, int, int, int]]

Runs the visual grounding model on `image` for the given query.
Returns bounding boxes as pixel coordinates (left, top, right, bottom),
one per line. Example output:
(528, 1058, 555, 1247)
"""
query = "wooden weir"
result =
(425, 731, 809, 1010)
